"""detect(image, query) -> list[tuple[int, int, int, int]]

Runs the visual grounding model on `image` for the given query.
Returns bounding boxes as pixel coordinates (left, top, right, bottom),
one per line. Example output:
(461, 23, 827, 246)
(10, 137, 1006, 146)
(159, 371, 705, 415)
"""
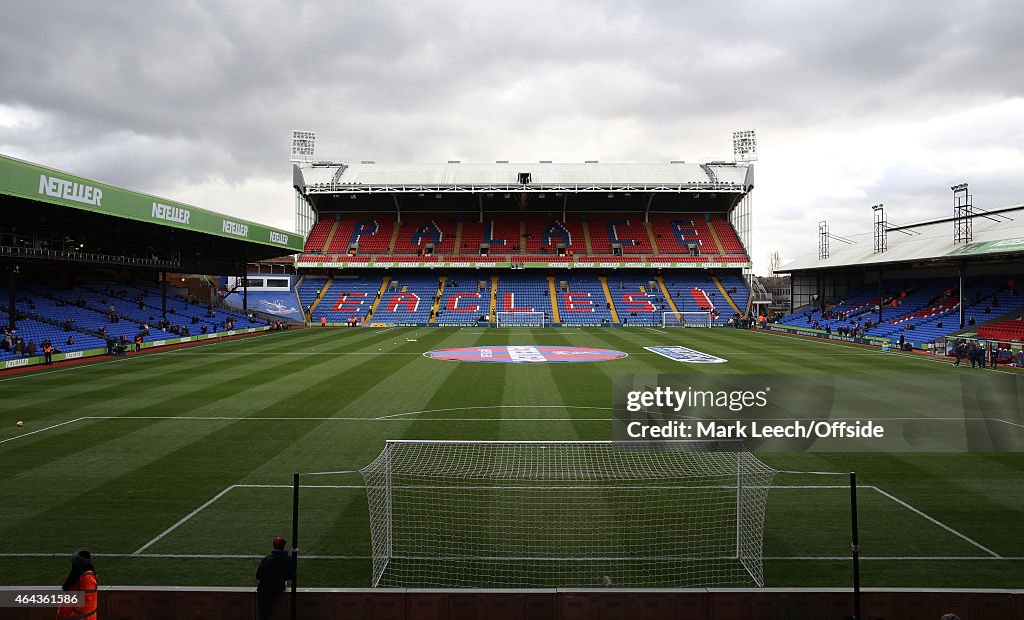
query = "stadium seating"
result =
(522, 216, 585, 256)
(661, 274, 731, 324)
(18, 294, 178, 342)
(710, 215, 746, 254)
(303, 218, 335, 253)
(297, 276, 328, 311)
(391, 217, 457, 255)
(460, 218, 520, 256)
(553, 275, 615, 325)
(312, 276, 382, 324)
(371, 274, 440, 324)
(436, 274, 491, 325)
(493, 273, 552, 323)
(299, 212, 750, 262)
(979, 316, 1024, 341)
(0, 311, 106, 361)
(99, 284, 262, 333)
(326, 216, 396, 255)
(588, 216, 654, 255)
(717, 274, 750, 316)
(777, 279, 1024, 347)
(605, 274, 668, 326)
(0, 279, 264, 361)
(650, 215, 719, 256)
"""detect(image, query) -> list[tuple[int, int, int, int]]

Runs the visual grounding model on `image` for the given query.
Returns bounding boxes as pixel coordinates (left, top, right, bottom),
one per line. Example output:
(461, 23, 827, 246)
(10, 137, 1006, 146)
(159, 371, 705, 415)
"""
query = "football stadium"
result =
(1, 141, 1023, 620)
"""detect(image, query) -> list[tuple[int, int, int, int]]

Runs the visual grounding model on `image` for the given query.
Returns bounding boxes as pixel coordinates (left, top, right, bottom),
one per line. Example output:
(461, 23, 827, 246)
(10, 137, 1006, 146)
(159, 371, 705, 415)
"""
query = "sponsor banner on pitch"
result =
(645, 346, 727, 364)
(426, 345, 627, 363)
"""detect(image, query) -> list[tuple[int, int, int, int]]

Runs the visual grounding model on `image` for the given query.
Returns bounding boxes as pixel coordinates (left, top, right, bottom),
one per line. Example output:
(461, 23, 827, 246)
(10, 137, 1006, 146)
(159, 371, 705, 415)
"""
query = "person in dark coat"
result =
(256, 537, 295, 620)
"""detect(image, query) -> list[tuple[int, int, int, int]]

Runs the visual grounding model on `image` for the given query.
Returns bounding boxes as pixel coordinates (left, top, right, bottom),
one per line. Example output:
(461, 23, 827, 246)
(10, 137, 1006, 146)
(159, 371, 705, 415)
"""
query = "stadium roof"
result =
(295, 161, 753, 194)
(781, 205, 1024, 273)
(0, 154, 302, 273)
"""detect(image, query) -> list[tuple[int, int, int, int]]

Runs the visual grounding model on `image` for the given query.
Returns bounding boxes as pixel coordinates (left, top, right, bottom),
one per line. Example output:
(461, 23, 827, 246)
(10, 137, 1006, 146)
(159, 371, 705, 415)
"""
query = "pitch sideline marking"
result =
(0, 417, 87, 445)
(869, 486, 1001, 558)
(133, 486, 238, 555)
(376, 405, 613, 420)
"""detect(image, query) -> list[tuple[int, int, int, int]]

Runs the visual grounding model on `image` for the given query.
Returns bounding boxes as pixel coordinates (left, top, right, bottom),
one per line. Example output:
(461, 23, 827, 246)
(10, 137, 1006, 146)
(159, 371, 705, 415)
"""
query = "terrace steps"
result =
(712, 276, 742, 316)
(599, 276, 620, 324)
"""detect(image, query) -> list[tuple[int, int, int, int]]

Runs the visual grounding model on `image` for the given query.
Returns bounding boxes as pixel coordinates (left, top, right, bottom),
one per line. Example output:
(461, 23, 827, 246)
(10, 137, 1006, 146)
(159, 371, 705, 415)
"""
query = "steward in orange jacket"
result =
(56, 551, 97, 619)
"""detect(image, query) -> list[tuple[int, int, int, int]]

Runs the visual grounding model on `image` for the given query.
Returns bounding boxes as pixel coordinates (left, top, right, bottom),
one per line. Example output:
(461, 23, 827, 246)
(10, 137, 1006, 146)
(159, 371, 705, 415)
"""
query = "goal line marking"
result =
(132, 483, 1000, 560)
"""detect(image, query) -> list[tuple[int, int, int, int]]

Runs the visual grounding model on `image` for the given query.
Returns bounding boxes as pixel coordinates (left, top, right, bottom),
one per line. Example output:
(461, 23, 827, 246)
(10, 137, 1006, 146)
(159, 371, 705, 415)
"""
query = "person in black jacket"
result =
(256, 537, 295, 619)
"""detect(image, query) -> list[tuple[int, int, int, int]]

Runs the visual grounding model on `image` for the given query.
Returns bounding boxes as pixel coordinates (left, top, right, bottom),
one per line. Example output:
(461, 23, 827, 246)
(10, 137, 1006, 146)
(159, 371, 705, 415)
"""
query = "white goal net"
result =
(361, 440, 777, 588)
(663, 311, 712, 328)
(496, 311, 546, 327)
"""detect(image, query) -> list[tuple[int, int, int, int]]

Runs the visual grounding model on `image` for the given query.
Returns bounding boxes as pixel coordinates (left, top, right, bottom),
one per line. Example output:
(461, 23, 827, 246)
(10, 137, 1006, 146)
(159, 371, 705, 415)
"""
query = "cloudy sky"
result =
(1, 1, 1022, 273)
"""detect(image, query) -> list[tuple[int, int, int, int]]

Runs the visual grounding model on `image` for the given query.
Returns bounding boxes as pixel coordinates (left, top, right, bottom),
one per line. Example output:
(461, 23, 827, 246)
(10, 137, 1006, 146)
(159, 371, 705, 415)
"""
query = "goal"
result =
(361, 440, 776, 588)
(496, 311, 546, 327)
(663, 311, 713, 328)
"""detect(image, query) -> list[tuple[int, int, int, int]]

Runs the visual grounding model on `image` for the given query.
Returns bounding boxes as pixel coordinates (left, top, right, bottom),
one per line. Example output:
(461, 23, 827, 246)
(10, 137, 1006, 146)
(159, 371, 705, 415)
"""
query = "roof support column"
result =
(878, 268, 884, 326)
(959, 262, 966, 330)
(241, 252, 248, 313)
(8, 265, 16, 332)
(161, 271, 167, 320)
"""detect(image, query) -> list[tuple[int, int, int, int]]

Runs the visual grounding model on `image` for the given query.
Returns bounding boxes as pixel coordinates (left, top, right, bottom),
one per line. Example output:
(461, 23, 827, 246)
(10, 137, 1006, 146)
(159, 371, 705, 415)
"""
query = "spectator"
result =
(256, 537, 295, 620)
(56, 551, 98, 620)
(67, 335, 75, 347)
(26, 340, 36, 357)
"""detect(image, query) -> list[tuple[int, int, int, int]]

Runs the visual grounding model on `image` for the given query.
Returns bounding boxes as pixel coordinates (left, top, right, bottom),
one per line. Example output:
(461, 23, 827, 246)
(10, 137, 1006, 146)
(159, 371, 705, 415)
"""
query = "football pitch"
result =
(1, 326, 1022, 589)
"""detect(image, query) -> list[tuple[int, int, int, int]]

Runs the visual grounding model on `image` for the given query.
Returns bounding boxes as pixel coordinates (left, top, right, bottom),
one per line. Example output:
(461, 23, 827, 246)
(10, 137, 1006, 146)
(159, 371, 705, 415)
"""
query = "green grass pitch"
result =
(1, 326, 1022, 589)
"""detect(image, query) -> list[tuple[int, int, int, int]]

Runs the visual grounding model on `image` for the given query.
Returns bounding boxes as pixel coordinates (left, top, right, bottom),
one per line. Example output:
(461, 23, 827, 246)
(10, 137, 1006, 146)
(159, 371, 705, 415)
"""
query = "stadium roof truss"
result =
(304, 182, 748, 195)
(294, 162, 754, 196)
(782, 205, 1024, 273)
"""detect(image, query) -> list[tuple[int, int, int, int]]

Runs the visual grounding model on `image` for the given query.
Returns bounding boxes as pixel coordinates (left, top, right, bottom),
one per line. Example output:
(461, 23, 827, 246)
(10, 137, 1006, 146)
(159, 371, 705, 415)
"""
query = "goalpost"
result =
(662, 311, 713, 328)
(496, 311, 546, 327)
(361, 440, 777, 588)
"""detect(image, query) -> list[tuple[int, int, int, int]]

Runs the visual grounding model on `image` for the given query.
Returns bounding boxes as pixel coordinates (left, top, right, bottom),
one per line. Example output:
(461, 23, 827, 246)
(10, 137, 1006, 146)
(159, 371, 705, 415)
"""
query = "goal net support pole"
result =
(361, 440, 777, 588)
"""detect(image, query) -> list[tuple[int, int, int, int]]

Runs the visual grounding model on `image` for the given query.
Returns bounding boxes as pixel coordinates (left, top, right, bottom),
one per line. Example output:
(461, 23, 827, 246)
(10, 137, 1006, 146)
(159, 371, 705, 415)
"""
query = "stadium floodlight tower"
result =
(952, 183, 972, 244)
(731, 130, 757, 281)
(732, 130, 757, 163)
(290, 130, 316, 164)
(291, 130, 317, 238)
(872, 204, 886, 254)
